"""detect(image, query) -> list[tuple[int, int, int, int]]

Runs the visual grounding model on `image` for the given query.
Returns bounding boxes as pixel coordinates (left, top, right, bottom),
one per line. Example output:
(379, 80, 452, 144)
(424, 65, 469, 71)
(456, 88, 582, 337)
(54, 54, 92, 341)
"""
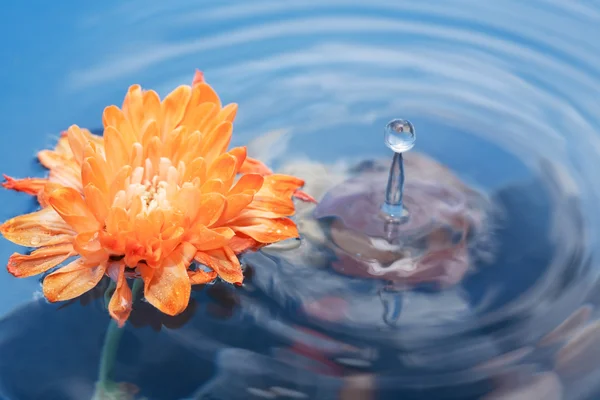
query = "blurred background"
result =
(1, 1, 600, 399)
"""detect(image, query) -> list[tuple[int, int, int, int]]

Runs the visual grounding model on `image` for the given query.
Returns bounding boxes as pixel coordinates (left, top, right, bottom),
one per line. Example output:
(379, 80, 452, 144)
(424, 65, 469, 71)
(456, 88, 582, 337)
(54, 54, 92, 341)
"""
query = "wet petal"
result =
(195, 246, 243, 284)
(188, 226, 235, 251)
(231, 217, 299, 244)
(140, 243, 195, 316)
(43, 258, 107, 302)
(219, 192, 254, 223)
(188, 269, 217, 285)
(48, 186, 102, 233)
(7, 243, 74, 277)
(108, 261, 133, 327)
(194, 193, 226, 226)
(228, 235, 257, 254)
(72, 232, 108, 264)
(0, 207, 75, 247)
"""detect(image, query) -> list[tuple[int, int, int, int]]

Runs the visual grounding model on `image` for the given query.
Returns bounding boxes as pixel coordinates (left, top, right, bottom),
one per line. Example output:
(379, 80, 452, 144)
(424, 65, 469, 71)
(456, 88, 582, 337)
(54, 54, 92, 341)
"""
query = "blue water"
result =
(1, 1, 600, 399)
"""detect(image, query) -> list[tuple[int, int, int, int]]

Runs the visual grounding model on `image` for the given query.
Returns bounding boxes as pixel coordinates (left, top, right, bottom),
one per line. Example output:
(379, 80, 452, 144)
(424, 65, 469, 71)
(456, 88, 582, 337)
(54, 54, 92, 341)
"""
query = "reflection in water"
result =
(1, 0, 600, 399)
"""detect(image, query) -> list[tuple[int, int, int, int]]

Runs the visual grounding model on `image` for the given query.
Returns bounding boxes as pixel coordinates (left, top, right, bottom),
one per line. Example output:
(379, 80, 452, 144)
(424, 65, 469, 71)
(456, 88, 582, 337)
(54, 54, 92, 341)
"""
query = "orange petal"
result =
(199, 121, 233, 163)
(219, 192, 254, 223)
(2, 175, 48, 195)
(43, 258, 107, 302)
(187, 226, 235, 251)
(218, 103, 238, 124)
(81, 150, 109, 194)
(182, 157, 206, 183)
(294, 189, 317, 203)
(66, 125, 89, 165)
(201, 178, 225, 195)
(194, 193, 226, 226)
(231, 217, 299, 244)
(7, 243, 74, 277)
(207, 153, 237, 188)
(107, 261, 132, 327)
(0, 207, 75, 247)
(192, 82, 221, 107)
(38, 149, 74, 170)
(121, 85, 144, 135)
(161, 85, 192, 138)
(143, 90, 161, 127)
(37, 182, 64, 208)
(228, 146, 247, 172)
(83, 184, 109, 224)
(194, 246, 243, 284)
(228, 235, 258, 254)
(141, 243, 195, 316)
(259, 174, 305, 199)
(240, 157, 273, 175)
(188, 269, 217, 285)
(102, 105, 137, 147)
(73, 232, 109, 264)
(192, 70, 205, 86)
(104, 125, 130, 175)
(229, 174, 264, 196)
(173, 184, 202, 223)
(48, 186, 102, 233)
(49, 164, 83, 192)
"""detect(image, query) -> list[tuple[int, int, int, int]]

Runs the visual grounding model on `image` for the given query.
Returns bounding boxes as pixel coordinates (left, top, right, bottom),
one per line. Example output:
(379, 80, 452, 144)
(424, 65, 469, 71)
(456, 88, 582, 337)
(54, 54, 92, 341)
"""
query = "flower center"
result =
(117, 156, 183, 216)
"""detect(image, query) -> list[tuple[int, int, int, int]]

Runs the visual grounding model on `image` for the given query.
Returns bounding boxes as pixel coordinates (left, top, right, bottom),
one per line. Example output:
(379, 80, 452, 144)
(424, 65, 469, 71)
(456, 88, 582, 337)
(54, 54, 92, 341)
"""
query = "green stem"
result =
(93, 279, 144, 398)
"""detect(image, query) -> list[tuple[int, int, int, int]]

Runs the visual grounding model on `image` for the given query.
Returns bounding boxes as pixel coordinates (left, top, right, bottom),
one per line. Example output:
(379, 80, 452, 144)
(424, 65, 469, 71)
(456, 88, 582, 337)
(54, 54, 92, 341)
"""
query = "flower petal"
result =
(195, 246, 243, 284)
(228, 235, 258, 254)
(43, 258, 107, 302)
(73, 232, 109, 264)
(102, 105, 137, 147)
(231, 217, 299, 244)
(0, 207, 75, 247)
(199, 121, 233, 163)
(188, 226, 235, 251)
(108, 261, 132, 327)
(66, 125, 89, 165)
(188, 269, 217, 285)
(161, 85, 192, 138)
(48, 186, 102, 233)
(7, 243, 74, 277)
(240, 157, 273, 175)
(140, 243, 195, 316)
(2, 175, 47, 195)
(229, 174, 264, 195)
(83, 184, 110, 224)
(194, 193, 226, 226)
(104, 125, 130, 175)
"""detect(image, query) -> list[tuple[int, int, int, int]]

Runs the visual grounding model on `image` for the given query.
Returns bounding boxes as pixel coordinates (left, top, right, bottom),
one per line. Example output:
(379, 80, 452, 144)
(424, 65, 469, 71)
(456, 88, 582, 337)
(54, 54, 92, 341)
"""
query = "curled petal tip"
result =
(192, 70, 205, 86)
(294, 189, 317, 204)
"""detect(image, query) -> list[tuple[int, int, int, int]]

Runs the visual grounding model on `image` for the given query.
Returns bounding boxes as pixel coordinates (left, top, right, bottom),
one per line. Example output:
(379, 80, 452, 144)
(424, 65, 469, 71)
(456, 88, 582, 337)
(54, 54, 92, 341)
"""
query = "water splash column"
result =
(381, 119, 416, 220)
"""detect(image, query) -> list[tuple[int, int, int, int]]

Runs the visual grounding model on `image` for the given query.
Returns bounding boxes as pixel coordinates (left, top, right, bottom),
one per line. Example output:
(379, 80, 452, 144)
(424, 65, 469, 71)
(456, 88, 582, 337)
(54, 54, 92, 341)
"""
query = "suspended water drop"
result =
(382, 118, 416, 219)
(384, 119, 416, 153)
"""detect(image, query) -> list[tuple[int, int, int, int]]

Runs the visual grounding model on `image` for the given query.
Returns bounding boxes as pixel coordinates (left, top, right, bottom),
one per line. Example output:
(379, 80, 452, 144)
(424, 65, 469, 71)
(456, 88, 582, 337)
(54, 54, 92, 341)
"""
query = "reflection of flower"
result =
(0, 70, 312, 326)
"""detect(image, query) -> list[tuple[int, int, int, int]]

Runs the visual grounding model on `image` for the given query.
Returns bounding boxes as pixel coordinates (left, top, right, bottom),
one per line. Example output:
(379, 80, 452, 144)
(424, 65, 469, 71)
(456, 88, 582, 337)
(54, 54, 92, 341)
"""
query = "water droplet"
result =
(384, 119, 415, 153)
(30, 235, 41, 246)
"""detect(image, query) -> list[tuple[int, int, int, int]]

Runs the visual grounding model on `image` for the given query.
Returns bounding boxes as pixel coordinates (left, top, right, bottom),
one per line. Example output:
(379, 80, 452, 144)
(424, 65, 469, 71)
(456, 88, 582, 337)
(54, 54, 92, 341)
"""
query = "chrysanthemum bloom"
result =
(1, 71, 313, 326)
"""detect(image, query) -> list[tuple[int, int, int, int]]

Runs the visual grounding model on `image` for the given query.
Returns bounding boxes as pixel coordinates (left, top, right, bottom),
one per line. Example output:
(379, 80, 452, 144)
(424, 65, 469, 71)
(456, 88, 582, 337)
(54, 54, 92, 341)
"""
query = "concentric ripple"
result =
(2, 0, 600, 399)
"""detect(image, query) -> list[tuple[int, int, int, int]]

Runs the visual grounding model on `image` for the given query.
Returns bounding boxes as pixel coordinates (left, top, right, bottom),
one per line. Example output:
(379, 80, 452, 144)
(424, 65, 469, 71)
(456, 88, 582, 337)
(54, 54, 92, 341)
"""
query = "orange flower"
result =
(1, 71, 313, 326)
